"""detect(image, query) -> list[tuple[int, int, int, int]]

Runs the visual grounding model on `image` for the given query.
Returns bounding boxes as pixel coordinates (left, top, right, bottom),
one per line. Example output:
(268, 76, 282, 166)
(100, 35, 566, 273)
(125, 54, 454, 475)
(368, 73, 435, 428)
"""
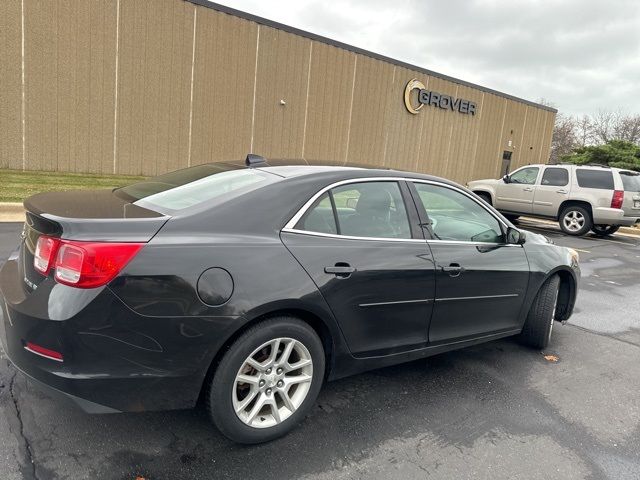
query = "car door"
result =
(494, 166, 540, 214)
(532, 166, 571, 217)
(281, 179, 436, 357)
(409, 181, 530, 344)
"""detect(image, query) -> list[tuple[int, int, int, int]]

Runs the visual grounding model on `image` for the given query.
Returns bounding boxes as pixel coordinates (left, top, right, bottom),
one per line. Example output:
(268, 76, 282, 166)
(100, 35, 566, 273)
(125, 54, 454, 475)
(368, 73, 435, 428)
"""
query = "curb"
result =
(0, 203, 25, 223)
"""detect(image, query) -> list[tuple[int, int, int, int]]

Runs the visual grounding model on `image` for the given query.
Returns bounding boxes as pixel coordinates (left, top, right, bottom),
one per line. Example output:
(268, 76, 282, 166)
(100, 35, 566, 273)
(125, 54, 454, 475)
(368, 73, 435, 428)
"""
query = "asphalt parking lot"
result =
(1, 221, 639, 480)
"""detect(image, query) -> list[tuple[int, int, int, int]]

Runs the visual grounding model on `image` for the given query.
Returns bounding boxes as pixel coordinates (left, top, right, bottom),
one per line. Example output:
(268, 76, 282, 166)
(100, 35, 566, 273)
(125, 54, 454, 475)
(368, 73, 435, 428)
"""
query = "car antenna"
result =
(245, 154, 268, 167)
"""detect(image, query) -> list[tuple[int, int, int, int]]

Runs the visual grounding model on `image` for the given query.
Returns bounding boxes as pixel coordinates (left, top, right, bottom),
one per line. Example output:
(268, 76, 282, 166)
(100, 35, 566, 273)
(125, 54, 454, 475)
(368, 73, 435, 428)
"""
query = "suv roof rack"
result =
(583, 163, 610, 168)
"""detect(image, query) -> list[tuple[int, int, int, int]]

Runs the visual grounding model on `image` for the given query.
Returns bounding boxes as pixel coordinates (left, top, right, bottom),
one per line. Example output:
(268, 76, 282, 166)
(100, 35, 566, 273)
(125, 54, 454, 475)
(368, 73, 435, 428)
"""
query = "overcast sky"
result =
(213, 0, 640, 117)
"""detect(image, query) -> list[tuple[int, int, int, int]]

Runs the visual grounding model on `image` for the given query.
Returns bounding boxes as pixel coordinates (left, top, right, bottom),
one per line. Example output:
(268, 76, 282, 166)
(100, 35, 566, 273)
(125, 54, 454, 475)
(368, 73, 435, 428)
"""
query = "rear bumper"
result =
(592, 207, 639, 226)
(0, 257, 235, 413)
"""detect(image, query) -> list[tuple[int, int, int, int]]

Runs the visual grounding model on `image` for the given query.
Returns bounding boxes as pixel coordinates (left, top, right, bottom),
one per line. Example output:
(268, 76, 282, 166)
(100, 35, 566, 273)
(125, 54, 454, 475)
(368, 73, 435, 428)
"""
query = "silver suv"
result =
(467, 164, 640, 236)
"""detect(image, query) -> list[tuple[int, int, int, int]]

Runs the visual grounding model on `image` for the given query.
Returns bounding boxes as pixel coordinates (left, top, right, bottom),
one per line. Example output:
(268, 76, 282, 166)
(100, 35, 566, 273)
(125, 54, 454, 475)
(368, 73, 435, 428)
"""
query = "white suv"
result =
(467, 164, 640, 236)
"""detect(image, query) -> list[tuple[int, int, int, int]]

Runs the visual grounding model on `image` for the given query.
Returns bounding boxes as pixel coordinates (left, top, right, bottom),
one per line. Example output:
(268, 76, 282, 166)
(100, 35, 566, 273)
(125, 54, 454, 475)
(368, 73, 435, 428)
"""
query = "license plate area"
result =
(634, 200, 640, 209)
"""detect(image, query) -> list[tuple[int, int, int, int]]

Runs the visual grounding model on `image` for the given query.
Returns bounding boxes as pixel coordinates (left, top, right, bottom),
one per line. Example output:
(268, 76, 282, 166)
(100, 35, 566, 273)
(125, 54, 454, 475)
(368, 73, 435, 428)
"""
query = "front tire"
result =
(519, 275, 560, 349)
(559, 206, 592, 236)
(591, 225, 620, 236)
(208, 317, 325, 444)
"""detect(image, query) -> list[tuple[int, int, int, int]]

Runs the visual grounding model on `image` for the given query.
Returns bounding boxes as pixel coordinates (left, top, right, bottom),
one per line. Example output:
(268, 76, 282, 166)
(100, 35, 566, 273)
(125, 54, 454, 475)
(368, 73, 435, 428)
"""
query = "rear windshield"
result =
(575, 169, 614, 190)
(115, 164, 278, 211)
(619, 172, 640, 192)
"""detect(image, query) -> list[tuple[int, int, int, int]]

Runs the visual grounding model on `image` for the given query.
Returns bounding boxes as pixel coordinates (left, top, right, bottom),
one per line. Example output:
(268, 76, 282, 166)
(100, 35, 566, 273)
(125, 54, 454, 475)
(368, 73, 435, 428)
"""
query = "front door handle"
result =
(440, 263, 465, 277)
(324, 263, 356, 278)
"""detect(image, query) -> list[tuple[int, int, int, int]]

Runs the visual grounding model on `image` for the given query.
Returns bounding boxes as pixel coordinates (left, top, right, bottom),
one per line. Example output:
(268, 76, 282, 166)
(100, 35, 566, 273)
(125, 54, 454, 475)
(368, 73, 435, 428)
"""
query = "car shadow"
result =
(9, 333, 566, 480)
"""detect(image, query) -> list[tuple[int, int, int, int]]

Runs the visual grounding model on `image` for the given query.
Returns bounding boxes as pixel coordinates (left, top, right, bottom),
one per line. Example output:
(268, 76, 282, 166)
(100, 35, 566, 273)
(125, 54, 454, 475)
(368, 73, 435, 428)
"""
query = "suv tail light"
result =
(53, 241, 143, 288)
(34, 235, 61, 275)
(611, 190, 624, 209)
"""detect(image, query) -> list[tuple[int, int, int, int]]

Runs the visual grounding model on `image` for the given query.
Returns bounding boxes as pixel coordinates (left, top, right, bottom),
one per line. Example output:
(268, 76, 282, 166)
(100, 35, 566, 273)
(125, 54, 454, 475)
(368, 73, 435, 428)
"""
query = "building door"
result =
(500, 151, 512, 177)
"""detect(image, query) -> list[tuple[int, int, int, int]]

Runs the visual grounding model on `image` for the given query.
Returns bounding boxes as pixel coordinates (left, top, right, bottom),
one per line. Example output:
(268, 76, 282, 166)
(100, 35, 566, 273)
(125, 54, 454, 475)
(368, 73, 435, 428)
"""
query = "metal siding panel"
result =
(24, 0, 58, 172)
(346, 57, 395, 166)
(444, 84, 484, 184)
(252, 26, 309, 159)
(417, 77, 461, 180)
(473, 94, 506, 180)
(115, 0, 193, 175)
(303, 41, 355, 163)
(189, 7, 256, 165)
(382, 67, 426, 172)
(0, 0, 22, 169)
(501, 100, 527, 171)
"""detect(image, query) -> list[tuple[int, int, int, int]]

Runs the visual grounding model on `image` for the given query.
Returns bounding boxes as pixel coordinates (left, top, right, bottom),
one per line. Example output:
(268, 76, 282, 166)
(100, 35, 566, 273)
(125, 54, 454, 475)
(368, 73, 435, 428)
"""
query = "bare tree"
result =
(591, 110, 618, 143)
(614, 114, 640, 144)
(573, 115, 594, 147)
(550, 114, 577, 164)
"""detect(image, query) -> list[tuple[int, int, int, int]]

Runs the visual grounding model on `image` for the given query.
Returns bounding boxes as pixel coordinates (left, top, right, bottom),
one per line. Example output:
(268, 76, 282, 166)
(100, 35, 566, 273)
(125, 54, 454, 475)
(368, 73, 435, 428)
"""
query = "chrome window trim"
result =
(281, 227, 426, 243)
(359, 298, 433, 307)
(435, 293, 519, 302)
(282, 176, 516, 245)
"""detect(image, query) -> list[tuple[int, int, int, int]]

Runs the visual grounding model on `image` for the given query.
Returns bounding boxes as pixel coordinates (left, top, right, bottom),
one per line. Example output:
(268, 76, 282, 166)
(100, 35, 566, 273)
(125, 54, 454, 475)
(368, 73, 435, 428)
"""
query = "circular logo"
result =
(404, 78, 426, 114)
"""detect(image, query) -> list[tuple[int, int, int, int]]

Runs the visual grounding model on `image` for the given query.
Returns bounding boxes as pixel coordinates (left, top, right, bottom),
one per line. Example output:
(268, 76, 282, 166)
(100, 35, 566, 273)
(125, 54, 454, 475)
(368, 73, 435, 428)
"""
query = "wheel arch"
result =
(541, 267, 578, 321)
(471, 189, 494, 206)
(558, 199, 593, 221)
(197, 302, 340, 402)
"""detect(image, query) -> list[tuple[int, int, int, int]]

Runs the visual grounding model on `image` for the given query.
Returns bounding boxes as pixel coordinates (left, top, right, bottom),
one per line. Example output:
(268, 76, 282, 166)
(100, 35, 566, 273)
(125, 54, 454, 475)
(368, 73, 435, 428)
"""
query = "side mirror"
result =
(506, 227, 526, 245)
(502, 174, 510, 183)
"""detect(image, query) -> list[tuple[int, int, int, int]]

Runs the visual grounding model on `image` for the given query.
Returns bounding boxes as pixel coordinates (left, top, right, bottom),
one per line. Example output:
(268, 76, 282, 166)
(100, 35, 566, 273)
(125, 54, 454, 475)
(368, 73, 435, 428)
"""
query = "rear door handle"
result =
(440, 263, 465, 277)
(556, 189, 568, 194)
(324, 263, 356, 278)
(523, 187, 533, 192)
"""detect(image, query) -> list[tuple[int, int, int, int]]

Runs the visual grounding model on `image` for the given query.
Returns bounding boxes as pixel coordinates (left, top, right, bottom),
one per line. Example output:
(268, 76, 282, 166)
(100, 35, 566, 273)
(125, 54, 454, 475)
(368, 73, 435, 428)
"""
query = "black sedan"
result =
(0, 156, 580, 444)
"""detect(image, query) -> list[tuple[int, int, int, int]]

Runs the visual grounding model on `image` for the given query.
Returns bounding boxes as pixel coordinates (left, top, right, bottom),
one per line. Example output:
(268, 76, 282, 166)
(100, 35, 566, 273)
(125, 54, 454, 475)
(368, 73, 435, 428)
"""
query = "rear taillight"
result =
(53, 241, 143, 288)
(611, 190, 624, 209)
(34, 235, 61, 275)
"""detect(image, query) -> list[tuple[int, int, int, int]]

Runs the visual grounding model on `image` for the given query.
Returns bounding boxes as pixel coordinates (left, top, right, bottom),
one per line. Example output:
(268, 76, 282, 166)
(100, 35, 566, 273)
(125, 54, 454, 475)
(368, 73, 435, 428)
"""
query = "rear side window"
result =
(620, 172, 640, 192)
(541, 168, 569, 187)
(295, 193, 337, 234)
(576, 169, 614, 190)
(295, 181, 412, 239)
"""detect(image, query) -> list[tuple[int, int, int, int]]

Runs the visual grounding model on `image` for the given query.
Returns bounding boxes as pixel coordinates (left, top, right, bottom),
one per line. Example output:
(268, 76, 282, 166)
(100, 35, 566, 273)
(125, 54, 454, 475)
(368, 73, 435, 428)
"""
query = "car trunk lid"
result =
(20, 190, 169, 291)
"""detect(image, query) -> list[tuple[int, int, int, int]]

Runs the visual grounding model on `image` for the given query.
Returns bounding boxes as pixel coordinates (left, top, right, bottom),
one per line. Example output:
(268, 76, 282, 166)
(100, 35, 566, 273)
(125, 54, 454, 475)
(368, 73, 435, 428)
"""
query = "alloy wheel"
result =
(232, 338, 313, 429)
(562, 210, 585, 232)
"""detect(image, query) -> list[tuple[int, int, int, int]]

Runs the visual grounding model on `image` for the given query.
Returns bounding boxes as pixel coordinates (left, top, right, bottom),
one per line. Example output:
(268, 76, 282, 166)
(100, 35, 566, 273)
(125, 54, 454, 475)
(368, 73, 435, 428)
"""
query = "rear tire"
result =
(559, 205, 592, 236)
(591, 225, 620, 236)
(519, 275, 560, 349)
(208, 316, 325, 444)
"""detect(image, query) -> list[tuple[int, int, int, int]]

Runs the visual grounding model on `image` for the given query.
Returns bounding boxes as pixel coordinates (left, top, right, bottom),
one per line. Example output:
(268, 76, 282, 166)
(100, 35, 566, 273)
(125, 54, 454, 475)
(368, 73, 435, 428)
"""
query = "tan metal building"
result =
(0, 0, 556, 185)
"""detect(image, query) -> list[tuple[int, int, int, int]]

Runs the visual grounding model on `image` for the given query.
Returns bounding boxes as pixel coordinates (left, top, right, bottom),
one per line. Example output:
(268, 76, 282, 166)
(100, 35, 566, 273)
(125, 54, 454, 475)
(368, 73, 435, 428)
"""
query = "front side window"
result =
(576, 169, 614, 190)
(413, 183, 504, 243)
(509, 167, 539, 185)
(295, 181, 411, 239)
(541, 167, 569, 187)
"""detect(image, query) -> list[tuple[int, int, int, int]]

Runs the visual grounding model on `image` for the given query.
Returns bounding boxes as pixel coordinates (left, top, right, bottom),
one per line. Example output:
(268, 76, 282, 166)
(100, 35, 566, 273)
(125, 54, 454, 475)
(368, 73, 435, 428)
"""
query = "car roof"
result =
(234, 158, 449, 183)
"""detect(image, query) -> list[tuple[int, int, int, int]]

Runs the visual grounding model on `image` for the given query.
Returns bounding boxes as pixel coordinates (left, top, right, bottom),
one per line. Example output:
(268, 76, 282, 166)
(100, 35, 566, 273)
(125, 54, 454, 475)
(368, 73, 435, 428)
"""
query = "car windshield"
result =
(620, 171, 640, 192)
(114, 164, 279, 212)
